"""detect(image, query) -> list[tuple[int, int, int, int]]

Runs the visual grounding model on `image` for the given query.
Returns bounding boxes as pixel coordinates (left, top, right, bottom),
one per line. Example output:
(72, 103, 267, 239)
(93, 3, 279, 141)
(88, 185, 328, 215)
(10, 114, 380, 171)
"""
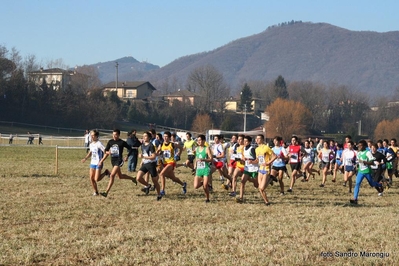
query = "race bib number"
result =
(290, 154, 298, 163)
(187, 148, 193, 155)
(371, 162, 378, 170)
(258, 155, 265, 164)
(197, 161, 206, 169)
(359, 162, 368, 171)
(163, 150, 171, 159)
(345, 158, 353, 166)
(322, 155, 329, 162)
(110, 145, 119, 158)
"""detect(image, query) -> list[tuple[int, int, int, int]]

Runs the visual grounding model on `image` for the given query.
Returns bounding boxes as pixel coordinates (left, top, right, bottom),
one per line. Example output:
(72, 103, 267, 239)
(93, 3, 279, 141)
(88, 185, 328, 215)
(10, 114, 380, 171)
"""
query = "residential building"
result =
(28, 68, 89, 92)
(161, 89, 200, 106)
(102, 81, 156, 100)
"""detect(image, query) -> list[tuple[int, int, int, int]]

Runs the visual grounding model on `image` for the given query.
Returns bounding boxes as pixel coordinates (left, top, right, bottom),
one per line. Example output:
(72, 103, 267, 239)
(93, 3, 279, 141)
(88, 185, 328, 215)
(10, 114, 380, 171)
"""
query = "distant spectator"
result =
(27, 132, 34, 145)
(38, 134, 43, 145)
(84, 129, 91, 152)
(9, 134, 13, 144)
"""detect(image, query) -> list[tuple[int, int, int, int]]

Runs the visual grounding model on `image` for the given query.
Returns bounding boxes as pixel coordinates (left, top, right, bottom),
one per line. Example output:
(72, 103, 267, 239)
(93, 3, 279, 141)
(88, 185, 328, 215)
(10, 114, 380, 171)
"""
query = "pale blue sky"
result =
(1, 0, 398, 68)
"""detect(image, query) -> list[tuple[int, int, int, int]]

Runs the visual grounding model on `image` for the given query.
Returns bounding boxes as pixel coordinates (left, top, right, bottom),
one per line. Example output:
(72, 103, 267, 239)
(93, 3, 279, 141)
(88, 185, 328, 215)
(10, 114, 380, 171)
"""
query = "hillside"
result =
(142, 22, 399, 96)
(93, 56, 160, 83)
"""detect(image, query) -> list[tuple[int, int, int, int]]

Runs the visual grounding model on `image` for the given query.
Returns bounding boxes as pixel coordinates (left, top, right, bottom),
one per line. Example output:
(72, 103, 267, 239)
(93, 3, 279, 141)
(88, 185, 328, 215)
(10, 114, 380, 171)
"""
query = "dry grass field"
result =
(0, 145, 398, 265)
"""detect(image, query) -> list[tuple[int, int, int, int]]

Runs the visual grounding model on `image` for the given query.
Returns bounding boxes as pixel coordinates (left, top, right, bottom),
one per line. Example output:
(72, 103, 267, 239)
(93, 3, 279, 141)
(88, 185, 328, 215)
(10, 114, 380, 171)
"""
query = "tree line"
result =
(1, 45, 398, 140)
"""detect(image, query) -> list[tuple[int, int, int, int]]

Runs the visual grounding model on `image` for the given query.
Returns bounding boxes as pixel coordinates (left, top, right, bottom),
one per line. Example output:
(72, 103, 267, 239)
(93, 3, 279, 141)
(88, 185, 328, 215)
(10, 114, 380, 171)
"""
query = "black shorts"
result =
(272, 166, 287, 172)
(290, 163, 301, 171)
(111, 159, 124, 167)
(187, 155, 195, 164)
(320, 161, 330, 169)
(139, 162, 158, 178)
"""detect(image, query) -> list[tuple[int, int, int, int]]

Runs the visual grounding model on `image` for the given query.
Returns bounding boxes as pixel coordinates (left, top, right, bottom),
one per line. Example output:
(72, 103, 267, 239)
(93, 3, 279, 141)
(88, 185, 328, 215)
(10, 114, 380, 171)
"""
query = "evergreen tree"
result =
(274, 75, 289, 99)
(240, 83, 253, 112)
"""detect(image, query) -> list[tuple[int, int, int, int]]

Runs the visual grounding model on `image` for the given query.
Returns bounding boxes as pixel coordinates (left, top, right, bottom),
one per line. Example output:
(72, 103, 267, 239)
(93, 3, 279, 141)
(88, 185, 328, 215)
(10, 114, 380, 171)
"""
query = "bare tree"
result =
(188, 64, 227, 113)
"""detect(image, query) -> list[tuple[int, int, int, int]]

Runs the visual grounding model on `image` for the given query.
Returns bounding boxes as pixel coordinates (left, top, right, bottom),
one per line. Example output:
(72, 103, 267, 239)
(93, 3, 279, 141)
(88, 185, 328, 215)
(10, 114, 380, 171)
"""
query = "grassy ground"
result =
(0, 146, 398, 265)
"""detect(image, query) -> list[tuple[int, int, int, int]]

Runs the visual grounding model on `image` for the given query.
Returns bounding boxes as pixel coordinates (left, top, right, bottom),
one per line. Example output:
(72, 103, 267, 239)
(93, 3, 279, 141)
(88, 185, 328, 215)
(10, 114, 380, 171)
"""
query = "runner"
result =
(136, 131, 162, 200)
(223, 134, 238, 190)
(81, 129, 110, 196)
(210, 134, 230, 192)
(342, 141, 356, 193)
(350, 140, 383, 204)
(318, 140, 334, 187)
(157, 131, 187, 196)
(236, 135, 259, 203)
(98, 129, 138, 197)
(270, 136, 288, 195)
(193, 134, 213, 203)
(229, 134, 245, 197)
(255, 134, 276, 205)
(301, 140, 320, 182)
(370, 143, 387, 196)
(287, 135, 306, 193)
(182, 132, 197, 175)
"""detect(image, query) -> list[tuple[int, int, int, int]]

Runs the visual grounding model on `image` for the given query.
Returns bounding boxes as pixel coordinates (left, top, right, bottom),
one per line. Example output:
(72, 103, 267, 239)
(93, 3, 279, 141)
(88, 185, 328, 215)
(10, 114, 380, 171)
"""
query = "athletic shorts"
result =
(228, 160, 237, 168)
(163, 162, 176, 169)
(290, 163, 301, 171)
(272, 166, 287, 172)
(345, 165, 355, 172)
(336, 160, 342, 167)
(213, 161, 225, 169)
(139, 162, 158, 178)
(187, 155, 195, 164)
(258, 169, 269, 175)
(111, 159, 124, 167)
(320, 161, 329, 169)
(244, 171, 258, 179)
(90, 164, 102, 170)
(196, 167, 211, 177)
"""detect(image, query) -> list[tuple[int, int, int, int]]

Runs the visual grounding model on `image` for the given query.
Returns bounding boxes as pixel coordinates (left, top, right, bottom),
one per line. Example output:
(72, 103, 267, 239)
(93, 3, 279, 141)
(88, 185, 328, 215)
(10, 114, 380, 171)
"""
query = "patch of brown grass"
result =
(0, 146, 398, 265)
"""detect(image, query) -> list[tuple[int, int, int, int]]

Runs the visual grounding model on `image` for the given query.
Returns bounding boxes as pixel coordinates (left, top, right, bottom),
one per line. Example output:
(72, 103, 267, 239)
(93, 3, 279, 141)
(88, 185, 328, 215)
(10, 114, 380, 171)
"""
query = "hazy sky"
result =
(1, 0, 398, 68)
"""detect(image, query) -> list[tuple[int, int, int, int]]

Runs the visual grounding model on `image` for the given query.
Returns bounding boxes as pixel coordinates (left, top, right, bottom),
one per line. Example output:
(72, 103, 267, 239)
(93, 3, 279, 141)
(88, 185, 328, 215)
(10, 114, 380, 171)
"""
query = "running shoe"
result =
(264, 202, 270, 206)
(319, 184, 325, 187)
(350, 199, 358, 204)
(92, 192, 99, 196)
(208, 184, 213, 192)
(280, 192, 285, 196)
(157, 195, 162, 201)
(100, 192, 108, 198)
(235, 197, 243, 203)
(160, 190, 165, 196)
(287, 188, 293, 193)
(229, 191, 236, 197)
(132, 177, 137, 185)
(144, 185, 151, 195)
(378, 192, 383, 197)
(141, 187, 147, 193)
(182, 182, 187, 194)
(205, 199, 210, 203)
(221, 184, 229, 190)
(150, 185, 155, 191)
(104, 169, 110, 177)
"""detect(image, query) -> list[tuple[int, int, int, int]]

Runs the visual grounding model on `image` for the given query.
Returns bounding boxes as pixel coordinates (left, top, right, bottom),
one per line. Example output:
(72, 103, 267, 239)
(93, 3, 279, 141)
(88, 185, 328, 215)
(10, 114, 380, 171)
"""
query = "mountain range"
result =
(93, 22, 399, 97)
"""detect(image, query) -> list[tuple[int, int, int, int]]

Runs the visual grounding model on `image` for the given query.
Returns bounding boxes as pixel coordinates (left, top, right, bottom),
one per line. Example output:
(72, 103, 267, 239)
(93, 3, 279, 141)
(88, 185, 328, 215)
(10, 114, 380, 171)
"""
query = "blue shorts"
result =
(258, 169, 268, 175)
(345, 165, 354, 172)
(90, 164, 103, 170)
(336, 160, 342, 167)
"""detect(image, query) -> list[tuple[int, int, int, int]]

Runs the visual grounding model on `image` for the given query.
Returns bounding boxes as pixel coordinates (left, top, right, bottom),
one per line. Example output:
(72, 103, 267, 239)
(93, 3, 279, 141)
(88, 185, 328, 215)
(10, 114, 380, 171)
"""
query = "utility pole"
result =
(115, 61, 119, 92)
(243, 103, 247, 132)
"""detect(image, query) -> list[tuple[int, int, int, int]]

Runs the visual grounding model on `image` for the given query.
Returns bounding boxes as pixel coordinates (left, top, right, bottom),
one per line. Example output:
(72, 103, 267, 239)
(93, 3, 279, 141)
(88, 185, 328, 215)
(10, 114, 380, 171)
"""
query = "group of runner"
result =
(82, 129, 398, 205)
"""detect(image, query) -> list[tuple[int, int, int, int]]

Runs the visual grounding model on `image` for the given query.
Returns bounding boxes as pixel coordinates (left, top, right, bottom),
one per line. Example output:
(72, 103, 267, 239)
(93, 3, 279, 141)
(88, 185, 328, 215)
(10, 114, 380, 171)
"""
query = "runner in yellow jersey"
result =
(182, 132, 197, 175)
(255, 134, 276, 205)
(157, 131, 187, 196)
(229, 134, 245, 197)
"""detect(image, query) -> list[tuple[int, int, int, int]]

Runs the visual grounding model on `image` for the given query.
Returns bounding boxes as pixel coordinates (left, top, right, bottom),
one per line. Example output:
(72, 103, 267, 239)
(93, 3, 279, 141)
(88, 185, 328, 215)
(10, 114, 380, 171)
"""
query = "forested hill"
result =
(142, 22, 399, 96)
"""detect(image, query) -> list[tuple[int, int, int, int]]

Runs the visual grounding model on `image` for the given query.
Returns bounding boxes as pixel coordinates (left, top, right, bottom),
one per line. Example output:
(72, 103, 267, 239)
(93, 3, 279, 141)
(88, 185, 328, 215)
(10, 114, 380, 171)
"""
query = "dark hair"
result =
(113, 129, 121, 135)
(144, 131, 152, 139)
(358, 140, 367, 147)
(197, 134, 206, 141)
(274, 136, 282, 142)
(214, 134, 221, 140)
(186, 132, 192, 137)
(238, 134, 245, 139)
(391, 138, 397, 143)
(150, 129, 156, 135)
(244, 135, 252, 142)
(164, 131, 171, 138)
(345, 135, 352, 140)
(156, 133, 162, 139)
(371, 143, 378, 149)
(257, 134, 264, 140)
(348, 141, 354, 146)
